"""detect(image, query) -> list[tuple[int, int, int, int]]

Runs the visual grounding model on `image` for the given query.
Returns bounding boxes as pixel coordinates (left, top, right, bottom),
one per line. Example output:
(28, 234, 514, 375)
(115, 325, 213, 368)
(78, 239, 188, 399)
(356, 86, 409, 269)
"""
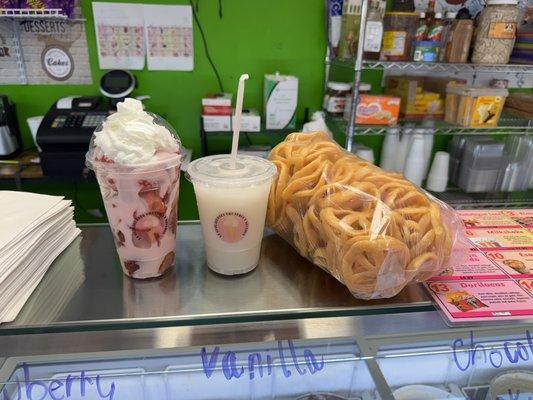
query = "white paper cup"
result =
(426, 151, 450, 192)
(380, 128, 400, 171)
(403, 134, 426, 187)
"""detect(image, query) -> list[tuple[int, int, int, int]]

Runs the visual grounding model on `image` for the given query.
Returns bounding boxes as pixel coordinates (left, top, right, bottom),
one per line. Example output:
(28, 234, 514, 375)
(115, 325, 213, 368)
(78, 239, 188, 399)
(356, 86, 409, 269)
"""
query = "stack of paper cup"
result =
(403, 134, 426, 187)
(395, 125, 414, 173)
(380, 128, 400, 171)
(354, 146, 375, 164)
(422, 121, 436, 171)
(423, 131, 434, 177)
(426, 151, 450, 192)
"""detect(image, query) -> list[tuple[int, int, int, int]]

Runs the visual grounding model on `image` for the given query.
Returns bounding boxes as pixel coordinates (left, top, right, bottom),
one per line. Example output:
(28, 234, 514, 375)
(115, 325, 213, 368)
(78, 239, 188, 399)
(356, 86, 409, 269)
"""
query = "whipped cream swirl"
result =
(94, 98, 180, 165)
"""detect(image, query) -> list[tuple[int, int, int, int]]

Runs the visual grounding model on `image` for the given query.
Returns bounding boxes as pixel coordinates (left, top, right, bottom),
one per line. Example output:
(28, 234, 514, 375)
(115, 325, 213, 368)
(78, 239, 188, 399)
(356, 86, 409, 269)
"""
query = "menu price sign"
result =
(92, 2, 145, 70)
(426, 209, 533, 325)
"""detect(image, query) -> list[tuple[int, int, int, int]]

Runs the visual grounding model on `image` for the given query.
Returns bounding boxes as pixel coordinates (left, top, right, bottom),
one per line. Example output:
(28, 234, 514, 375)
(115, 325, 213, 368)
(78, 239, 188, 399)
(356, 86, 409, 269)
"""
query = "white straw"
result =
(230, 73, 249, 168)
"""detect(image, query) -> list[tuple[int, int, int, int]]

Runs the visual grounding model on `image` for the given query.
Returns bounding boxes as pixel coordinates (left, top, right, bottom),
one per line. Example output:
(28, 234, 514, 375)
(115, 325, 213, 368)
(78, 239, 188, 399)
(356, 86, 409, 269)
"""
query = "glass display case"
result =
(0, 223, 531, 399)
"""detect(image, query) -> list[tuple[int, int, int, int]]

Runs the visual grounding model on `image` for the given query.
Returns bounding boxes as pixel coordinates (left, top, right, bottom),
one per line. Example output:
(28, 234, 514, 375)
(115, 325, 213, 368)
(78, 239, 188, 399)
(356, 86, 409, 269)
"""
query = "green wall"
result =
(0, 0, 328, 221)
(3, 0, 327, 152)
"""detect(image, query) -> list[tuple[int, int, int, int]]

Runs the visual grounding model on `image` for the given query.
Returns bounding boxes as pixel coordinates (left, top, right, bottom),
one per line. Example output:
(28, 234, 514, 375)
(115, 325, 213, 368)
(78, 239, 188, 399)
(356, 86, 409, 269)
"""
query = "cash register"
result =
(37, 70, 136, 177)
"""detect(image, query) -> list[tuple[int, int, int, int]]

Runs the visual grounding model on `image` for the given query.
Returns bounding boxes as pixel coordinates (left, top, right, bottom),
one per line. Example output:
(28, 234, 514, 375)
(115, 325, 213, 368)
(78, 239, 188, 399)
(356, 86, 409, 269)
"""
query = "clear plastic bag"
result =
(267, 132, 467, 300)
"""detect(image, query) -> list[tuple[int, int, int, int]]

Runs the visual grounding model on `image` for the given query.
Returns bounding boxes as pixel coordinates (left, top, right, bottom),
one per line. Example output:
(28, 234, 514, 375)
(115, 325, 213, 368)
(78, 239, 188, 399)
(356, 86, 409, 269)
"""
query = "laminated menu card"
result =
(425, 209, 533, 325)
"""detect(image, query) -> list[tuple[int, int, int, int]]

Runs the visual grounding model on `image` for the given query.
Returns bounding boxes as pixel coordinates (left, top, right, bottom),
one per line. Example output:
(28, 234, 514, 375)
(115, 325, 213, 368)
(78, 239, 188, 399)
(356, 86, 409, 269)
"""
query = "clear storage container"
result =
(445, 86, 508, 128)
(457, 137, 505, 192)
(497, 136, 533, 192)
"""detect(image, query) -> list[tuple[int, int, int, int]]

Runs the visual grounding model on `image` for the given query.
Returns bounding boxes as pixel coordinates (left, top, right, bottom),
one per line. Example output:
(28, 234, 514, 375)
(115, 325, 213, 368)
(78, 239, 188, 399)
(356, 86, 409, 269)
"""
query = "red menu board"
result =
(425, 209, 533, 325)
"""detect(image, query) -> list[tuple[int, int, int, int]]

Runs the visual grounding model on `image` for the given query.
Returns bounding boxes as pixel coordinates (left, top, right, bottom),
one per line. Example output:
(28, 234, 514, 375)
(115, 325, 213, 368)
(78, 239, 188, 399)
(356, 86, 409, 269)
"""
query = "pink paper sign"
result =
(429, 250, 507, 281)
(483, 249, 533, 278)
(426, 209, 533, 325)
(503, 209, 533, 228)
(466, 227, 533, 250)
(428, 280, 533, 322)
(460, 210, 522, 229)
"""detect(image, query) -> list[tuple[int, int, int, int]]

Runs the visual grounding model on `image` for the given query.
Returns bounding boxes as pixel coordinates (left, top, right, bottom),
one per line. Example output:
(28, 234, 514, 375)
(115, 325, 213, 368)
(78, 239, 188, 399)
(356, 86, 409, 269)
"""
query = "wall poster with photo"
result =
(92, 2, 145, 70)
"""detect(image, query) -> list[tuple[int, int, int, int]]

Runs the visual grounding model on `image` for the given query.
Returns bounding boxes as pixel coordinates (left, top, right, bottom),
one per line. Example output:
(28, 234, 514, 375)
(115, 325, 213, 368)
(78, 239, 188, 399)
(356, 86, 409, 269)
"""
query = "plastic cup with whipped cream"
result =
(187, 154, 277, 275)
(86, 98, 182, 279)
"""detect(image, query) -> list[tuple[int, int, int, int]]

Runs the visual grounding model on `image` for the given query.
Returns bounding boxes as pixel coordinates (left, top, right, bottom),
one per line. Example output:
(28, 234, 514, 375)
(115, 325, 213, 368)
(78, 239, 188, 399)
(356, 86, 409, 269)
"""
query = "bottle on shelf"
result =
(412, 9, 443, 62)
(338, 0, 362, 60)
(425, 0, 436, 25)
(427, 12, 444, 42)
(381, 12, 419, 61)
(363, 0, 384, 60)
(415, 12, 428, 41)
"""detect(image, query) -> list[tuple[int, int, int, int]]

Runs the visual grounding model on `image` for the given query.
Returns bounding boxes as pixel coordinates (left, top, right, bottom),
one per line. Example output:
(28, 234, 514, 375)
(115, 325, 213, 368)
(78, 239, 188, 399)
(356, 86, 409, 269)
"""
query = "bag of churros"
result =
(267, 132, 467, 300)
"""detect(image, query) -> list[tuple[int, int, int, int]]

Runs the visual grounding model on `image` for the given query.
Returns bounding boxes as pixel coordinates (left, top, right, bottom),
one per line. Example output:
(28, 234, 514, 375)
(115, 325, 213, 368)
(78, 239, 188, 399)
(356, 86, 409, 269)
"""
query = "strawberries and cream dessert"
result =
(86, 98, 181, 279)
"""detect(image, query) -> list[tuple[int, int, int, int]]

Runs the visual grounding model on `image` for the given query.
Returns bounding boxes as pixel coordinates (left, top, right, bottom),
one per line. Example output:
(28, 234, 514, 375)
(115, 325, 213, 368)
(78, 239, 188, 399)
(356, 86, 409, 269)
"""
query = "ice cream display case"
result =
(0, 222, 532, 399)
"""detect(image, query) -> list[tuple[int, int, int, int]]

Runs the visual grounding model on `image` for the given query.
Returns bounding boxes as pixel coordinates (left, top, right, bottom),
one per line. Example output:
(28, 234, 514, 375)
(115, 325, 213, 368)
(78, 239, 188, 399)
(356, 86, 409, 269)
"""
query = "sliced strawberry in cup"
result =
(138, 180, 167, 214)
(131, 211, 168, 247)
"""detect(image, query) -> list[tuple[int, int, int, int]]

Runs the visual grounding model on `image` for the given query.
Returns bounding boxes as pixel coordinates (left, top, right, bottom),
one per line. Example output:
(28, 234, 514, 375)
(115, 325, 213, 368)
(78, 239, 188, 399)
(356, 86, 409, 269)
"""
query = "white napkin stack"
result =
(0, 191, 81, 323)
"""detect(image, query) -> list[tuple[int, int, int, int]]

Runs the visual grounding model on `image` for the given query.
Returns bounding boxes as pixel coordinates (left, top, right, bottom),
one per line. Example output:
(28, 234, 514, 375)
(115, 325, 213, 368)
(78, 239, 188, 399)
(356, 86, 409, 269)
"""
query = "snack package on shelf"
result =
(267, 132, 467, 300)
(385, 76, 465, 120)
(385, 76, 443, 120)
(355, 95, 401, 125)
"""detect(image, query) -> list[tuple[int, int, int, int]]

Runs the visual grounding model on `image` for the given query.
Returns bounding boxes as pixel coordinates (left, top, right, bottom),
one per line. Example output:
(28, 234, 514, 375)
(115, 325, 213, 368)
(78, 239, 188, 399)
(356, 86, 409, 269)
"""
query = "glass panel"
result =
(376, 332, 533, 400)
(0, 339, 381, 400)
(0, 223, 431, 335)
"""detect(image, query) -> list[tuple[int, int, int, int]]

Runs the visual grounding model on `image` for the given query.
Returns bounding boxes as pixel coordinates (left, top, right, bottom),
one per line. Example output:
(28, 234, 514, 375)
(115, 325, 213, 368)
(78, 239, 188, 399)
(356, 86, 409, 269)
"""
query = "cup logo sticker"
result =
(215, 212, 249, 243)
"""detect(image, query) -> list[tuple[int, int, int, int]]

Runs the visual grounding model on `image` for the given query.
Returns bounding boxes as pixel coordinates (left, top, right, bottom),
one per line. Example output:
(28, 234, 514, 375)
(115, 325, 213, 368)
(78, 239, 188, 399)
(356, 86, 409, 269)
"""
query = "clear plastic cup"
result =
(187, 154, 277, 275)
(86, 114, 181, 279)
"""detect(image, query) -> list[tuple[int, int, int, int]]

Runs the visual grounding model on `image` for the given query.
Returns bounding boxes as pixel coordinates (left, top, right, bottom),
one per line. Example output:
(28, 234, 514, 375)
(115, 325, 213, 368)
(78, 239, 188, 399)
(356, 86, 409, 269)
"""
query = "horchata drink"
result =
(187, 154, 277, 275)
(86, 98, 181, 279)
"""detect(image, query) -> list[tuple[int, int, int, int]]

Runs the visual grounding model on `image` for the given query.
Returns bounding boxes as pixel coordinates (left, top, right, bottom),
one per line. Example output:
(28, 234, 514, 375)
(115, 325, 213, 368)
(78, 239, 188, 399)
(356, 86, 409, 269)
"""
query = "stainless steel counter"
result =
(0, 222, 433, 335)
(1, 225, 532, 400)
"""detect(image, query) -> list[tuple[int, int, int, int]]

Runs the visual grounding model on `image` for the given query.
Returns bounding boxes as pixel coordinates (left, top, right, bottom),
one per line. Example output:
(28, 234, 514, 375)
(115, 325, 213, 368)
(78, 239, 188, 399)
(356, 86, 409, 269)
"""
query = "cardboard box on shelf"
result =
(202, 115, 231, 132)
(202, 93, 232, 106)
(202, 105, 232, 116)
(232, 109, 261, 132)
(202, 93, 233, 116)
